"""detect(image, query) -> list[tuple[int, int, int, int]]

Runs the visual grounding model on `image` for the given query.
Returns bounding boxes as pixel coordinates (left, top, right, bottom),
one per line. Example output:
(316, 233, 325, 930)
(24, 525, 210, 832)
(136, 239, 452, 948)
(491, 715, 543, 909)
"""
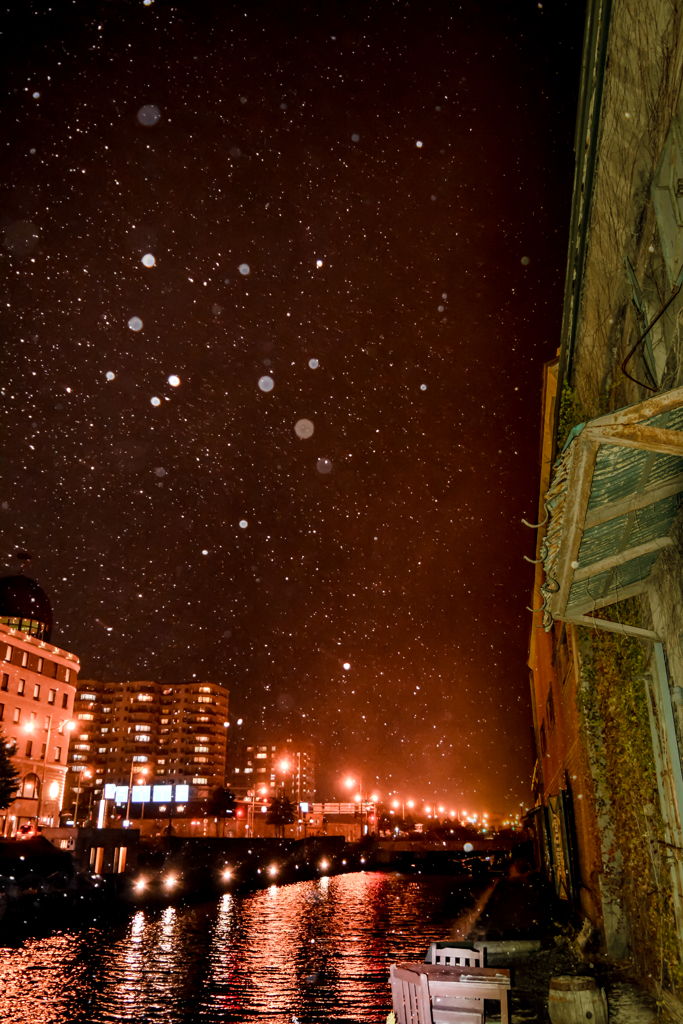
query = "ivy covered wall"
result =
(579, 599, 682, 991)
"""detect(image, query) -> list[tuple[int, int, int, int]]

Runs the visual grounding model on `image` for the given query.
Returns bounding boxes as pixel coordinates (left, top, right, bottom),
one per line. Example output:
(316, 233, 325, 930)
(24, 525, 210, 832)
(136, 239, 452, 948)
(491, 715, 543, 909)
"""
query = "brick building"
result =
(0, 573, 79, 836)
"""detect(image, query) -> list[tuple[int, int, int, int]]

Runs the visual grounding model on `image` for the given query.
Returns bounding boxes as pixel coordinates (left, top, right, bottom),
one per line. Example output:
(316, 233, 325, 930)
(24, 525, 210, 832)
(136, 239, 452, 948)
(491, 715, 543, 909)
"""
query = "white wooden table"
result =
(396, 961, 512, 1024)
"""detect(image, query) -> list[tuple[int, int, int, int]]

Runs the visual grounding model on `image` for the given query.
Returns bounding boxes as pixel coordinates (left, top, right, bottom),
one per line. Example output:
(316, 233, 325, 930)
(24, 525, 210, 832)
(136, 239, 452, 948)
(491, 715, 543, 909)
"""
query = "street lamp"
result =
(25, 716, 74, 827)
(125, 763, 148, 826)
(346, 776, 369, 837)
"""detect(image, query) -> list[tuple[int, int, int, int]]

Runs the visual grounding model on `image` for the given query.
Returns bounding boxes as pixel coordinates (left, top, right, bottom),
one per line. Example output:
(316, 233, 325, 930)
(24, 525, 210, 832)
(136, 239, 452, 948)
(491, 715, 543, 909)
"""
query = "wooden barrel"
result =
(548, 975, 608, 1024)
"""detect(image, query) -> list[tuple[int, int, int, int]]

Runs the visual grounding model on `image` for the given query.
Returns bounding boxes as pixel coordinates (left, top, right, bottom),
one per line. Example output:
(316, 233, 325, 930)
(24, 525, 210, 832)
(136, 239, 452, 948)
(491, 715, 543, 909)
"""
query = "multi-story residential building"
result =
(0, 572, 79, 836)
(65, 678, 229, 816)
(228, 737, 315, 803)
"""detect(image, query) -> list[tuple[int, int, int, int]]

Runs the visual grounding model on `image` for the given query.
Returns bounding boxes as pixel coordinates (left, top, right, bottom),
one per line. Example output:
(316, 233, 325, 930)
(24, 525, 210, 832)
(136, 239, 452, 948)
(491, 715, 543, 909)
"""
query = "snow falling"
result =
(0, 1, 582, 806)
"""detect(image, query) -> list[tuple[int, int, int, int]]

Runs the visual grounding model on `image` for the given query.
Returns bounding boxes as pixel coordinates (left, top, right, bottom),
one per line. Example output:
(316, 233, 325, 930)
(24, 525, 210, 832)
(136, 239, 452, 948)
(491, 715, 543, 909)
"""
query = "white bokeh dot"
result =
(308, 358, 319, 369)
(343, 662, 351, 670)
(316, 259, 323, 267)
(317, 458, 332, 474)
(238, 263, 250, 275)
(294, 419, 314, 438)
(416, 140, 423, 147)
(137, 104, 160, 126)
(150, 396, 161, 407)
(239, 520, 248, 529)
(420, 384, 427, 391)
(168, 375, 180, 387)
(105, 371, 115, 381)
(201, 549, 209, 555)
(141, 253, 156, 267)
(258, 376, 274, 392)
(128, 316, 143, 331)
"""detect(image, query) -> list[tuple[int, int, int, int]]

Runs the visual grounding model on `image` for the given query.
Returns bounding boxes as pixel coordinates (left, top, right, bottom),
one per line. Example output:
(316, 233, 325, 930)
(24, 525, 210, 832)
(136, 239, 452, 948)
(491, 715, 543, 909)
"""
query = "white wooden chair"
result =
(390, 965, 432, 1024)
(425, 949, 486, 1024)
(427, 975, 485, 1024)
(427, 945, 485, 968)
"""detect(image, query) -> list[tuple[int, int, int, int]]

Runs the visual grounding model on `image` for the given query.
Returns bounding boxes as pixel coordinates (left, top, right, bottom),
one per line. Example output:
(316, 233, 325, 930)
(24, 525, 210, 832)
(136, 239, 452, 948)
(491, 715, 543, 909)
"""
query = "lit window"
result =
(193, 756, 209, 763)
(33, 684, 40, 700)
(137, 694, 154, 702)
(133, 755, 148, 762)
(134, 724, 151, 732)
(134, 735, 150, 742)
(193, 777, 208, 784)
(13, 707, 20, 723)
(48, 689, 56, 705)
(255, 753, 267, 759)
(194, 746, 210, 753)
(54, 747, 62, 762)
(199, 686, 211, 693)
(197, 696, 212, 704)
(78, 713, 94, 721)
(79, 694, 97, 701)
(17, 679, 25, 696)
(244, 767, 253, 773)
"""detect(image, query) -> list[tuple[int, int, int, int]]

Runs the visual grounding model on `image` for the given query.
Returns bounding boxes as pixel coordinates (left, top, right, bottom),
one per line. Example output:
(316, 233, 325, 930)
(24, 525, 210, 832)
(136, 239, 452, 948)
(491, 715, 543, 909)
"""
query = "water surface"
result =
(0, 872, 477, 1023)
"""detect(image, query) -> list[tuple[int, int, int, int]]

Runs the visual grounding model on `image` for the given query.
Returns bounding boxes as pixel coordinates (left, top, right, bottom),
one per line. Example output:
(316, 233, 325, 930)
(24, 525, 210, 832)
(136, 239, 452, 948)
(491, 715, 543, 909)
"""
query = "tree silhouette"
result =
(207, 787, 237, 836)
(266, 796, 296, 838)
(0, 730, 19, 810)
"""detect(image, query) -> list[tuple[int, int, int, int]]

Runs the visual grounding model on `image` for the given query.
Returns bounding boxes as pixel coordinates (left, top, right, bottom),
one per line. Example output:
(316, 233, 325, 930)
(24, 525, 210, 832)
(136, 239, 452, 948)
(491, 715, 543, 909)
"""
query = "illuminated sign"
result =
(131, 786, 151, 803)
(153, 784, 173, 802)
(104, 783, 116, 799)
(175, 784, 189, 802)
(115, 786, 128, 804)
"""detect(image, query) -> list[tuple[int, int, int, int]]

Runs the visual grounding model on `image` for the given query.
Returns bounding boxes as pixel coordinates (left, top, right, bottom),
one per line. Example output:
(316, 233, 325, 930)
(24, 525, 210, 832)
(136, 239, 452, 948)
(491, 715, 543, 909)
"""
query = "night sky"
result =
(0, 1, 584, 813)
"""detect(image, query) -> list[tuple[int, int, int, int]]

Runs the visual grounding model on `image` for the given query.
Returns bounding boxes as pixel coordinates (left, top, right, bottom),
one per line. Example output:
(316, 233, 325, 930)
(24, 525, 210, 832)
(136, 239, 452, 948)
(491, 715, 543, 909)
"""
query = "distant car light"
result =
(164, 876, 177, 888)
(134, 879, 146, 891)
(268, 865, 278, 877)
(222, 869, 232, 880)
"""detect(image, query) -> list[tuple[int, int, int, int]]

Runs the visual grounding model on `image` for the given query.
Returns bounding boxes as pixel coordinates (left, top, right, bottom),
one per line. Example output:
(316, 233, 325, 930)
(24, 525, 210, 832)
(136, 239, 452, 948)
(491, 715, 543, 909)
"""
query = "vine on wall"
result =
(579, 598, 682, 992)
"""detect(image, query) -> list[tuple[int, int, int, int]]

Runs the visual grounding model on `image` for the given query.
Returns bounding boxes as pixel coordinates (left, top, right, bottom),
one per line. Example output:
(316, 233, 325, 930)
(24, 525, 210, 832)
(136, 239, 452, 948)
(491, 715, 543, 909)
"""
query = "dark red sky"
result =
(0, 1, 584, 814)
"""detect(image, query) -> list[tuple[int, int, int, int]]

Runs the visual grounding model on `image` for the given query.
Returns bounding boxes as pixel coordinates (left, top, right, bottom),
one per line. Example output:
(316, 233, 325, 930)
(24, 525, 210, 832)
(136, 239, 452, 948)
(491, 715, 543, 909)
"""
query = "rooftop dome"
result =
(0, 574, 52, 642)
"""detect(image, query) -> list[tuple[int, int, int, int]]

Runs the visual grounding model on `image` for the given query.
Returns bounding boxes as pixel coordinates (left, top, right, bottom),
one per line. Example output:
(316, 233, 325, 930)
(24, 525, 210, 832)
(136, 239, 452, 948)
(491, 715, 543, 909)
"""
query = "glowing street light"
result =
(24, 715, 73, 826)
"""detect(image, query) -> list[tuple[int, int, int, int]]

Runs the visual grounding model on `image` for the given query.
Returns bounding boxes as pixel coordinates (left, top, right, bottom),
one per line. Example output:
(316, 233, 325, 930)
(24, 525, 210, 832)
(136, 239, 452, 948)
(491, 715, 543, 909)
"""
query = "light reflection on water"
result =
(0, 872, 475, 1024)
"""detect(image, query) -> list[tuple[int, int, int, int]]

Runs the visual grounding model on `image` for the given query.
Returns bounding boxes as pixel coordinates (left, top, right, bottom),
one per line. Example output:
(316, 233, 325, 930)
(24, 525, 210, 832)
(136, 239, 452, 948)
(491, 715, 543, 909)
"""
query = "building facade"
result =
(65, 678, 230, 817)
(0, 573, 79, 836)
(228, 737, 316, 804)
(528, 0, 683, 998)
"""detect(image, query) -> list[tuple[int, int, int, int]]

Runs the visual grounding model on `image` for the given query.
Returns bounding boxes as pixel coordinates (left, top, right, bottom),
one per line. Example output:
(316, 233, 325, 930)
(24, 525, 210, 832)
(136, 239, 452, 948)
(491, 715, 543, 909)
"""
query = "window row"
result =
(2, 643, 73, 683)
(1, 674, 69, 707)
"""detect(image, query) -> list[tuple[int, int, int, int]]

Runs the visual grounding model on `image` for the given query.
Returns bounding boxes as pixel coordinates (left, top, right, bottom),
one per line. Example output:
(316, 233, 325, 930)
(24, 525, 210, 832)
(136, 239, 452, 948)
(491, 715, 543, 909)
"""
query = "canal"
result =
(0, 872, 482, 1023)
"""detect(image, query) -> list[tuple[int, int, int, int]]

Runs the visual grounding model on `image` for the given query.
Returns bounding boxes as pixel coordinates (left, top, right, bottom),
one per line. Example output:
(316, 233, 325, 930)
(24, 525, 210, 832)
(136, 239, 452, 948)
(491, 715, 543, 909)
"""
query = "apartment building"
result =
(228, 737, 315, 803)
(0, 573, 79, 836)
(66, 678, 230, 816)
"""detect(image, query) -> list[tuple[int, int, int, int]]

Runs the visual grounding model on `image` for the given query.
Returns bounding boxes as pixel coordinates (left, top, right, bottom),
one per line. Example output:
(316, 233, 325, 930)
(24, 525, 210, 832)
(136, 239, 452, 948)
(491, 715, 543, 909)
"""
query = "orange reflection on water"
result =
(0, 872, 474, 1023)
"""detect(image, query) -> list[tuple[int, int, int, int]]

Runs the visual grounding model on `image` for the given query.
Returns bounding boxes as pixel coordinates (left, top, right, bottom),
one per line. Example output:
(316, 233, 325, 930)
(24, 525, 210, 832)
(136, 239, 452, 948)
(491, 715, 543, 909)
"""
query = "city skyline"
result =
(0, 1, 585, 807)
